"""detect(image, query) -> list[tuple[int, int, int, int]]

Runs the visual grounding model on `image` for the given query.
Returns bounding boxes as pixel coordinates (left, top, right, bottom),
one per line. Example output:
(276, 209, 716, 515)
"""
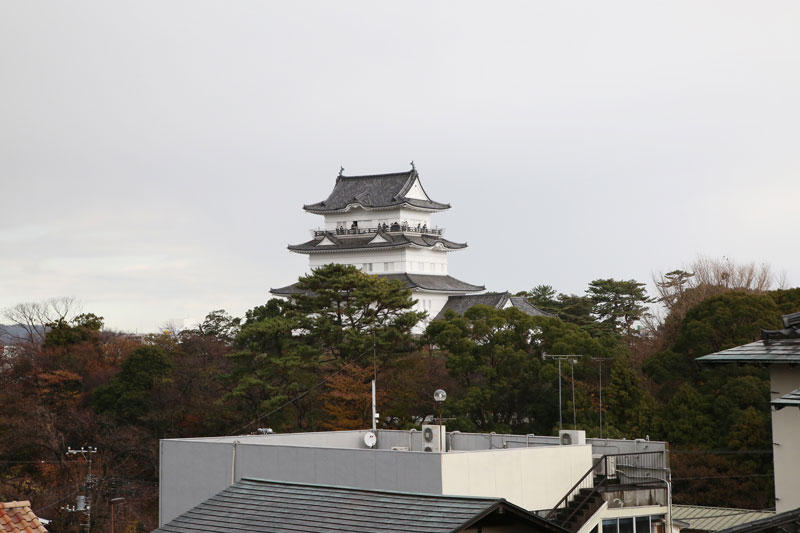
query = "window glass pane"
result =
(603, 519, 618, 533)
(636, 516, 650, 533)
(619, 518, 633, 533)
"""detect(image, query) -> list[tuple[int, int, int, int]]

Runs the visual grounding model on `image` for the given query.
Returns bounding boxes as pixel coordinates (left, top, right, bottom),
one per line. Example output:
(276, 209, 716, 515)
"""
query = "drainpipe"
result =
(653, 470, 672, 533)
(231, 440, 240, 484)
(666, 473, 673, 533)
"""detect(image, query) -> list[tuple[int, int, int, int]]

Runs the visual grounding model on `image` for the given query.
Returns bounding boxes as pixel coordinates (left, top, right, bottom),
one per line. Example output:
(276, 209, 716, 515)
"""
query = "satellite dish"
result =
(363, 431, 377, 448)
(434, 389, 447, 402)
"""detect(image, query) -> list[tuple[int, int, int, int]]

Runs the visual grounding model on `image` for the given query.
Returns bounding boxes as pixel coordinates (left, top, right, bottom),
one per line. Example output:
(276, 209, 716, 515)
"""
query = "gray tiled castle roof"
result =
(270, 273, 485, 296)
(303, 170, 450, 213)
(434, 292, 554, 320)
(288, 231, 467, 253)
(154, 478, 565, 533)
(381, 273, 484, 292)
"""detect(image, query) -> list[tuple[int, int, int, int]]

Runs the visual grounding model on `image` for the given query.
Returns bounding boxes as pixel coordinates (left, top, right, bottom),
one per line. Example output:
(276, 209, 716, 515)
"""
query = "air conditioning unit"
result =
(592, 454, 617, 477)
(559, 430, 586, 446)
(421, 424, 446, 452)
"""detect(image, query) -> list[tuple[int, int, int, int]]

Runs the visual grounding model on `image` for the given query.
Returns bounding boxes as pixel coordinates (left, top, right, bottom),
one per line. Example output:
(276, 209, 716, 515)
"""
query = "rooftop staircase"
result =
(545, 452, 667, 533)
(549, 487, 606, 532)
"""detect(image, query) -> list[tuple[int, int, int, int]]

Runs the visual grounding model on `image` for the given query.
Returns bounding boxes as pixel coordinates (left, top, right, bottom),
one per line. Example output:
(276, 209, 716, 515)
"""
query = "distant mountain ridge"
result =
(0, 324, 42, 344)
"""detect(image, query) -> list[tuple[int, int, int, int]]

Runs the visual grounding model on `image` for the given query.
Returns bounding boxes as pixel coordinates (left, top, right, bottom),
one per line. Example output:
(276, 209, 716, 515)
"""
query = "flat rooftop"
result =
(164, 429, 666, 455)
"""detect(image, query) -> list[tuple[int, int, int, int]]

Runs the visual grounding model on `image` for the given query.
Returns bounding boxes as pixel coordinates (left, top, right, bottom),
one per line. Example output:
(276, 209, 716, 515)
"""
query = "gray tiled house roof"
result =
(772, 387, 800, 409)
(715, 507, 800, 533)
(288, 231, 467, 253)
(672, 505, 776, 532)
(271, 273, 485, 297)
(303, 170, 450, 213)
(154, 478, 566, 533)
(697, 312, 800, 365)
(434, 292, 554, 320)
(696, 339, 800, 365)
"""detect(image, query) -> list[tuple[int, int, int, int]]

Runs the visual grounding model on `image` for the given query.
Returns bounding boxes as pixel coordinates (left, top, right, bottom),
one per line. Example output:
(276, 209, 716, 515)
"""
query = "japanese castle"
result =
(271, 166, 549, 326)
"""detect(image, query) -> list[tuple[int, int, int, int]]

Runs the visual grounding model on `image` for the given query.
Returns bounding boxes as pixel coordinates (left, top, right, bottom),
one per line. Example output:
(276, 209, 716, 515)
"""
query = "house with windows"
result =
(159, 429, 671, 533)
(270, 166, 550, 327)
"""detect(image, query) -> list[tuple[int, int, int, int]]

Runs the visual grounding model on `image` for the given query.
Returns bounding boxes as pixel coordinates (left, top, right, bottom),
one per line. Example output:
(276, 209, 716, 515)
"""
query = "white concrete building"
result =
(697, 312, 800, 513)
(271, 166, 550, 325)
(159, 429, 671, 532)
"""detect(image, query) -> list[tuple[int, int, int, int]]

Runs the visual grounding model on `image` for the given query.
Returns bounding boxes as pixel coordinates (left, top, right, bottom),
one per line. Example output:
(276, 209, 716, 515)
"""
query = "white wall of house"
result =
(770, 365, 800, 512)
(439, 445, 594, 511)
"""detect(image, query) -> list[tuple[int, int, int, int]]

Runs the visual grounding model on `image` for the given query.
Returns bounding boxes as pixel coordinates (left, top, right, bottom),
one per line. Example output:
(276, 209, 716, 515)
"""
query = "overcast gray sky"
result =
(2, 2, 799, 332)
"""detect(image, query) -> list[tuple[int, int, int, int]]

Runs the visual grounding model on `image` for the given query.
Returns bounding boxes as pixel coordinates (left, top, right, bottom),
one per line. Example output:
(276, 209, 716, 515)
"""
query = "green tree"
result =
(556, 293, 601, 334)
(603, 356, 654, 436)
(194, 309, 241, 343)
(292, 263, 424, 364)
(426, 307, 610, 434)
(587, 279, 653, 336)
(228, 264, 424, 432)
(92, 346, 172, 428)
(43, 313, 104, 347)
(526, 285, 560, 315)
(672, 292, 781, 357)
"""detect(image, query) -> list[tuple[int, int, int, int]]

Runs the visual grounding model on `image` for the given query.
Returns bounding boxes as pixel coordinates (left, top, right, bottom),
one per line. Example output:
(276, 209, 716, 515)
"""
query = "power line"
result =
(670, 449, 773, 455)
(673, 473, 773, 481)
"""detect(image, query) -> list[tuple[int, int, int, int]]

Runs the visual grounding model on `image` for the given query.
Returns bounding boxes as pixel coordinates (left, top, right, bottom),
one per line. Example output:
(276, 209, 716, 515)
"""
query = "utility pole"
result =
(63, 446, 97, 533)
(543, 354, 584, 432)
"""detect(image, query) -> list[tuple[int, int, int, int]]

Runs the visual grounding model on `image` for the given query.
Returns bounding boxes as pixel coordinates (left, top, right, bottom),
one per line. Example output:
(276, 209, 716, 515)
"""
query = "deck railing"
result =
(313, 225, 444, 237)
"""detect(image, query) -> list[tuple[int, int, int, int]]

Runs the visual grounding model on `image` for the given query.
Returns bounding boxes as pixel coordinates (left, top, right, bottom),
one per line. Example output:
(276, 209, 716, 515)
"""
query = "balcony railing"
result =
(313, 224, 444, 237)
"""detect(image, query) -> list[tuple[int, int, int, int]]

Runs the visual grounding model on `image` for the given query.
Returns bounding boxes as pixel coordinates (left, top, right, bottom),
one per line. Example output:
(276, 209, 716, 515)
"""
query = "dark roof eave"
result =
(696, 339, 800, 365)
(286, 239, 468, 253)
(302, 201, 451, 213)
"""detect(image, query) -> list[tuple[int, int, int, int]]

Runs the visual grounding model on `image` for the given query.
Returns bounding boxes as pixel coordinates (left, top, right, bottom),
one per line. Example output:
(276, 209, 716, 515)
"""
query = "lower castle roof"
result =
(270, 273, 484, 296)
(433, 292, 553, 320)
(288, 232, 466, 253)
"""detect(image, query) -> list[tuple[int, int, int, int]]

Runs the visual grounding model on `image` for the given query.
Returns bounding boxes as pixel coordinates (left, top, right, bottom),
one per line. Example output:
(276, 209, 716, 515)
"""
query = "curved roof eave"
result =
(287, 241, 467, 254)
(302, 201, 451, 214)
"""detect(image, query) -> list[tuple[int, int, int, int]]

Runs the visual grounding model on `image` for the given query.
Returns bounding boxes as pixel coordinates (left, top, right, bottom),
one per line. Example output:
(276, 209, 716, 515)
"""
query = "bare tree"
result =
(651, 256, 785, 335)
(1, 297, 80, 343)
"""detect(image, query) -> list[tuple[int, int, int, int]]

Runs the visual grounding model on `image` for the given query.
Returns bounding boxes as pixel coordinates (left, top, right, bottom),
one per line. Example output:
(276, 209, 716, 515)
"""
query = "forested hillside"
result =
(1, 261, 796, 531)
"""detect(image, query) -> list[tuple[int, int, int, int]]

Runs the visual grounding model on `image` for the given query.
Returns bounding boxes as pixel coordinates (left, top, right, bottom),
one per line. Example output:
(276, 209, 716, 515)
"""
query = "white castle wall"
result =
(322, 207, 433, 232)
(308, 247, 450, 275)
